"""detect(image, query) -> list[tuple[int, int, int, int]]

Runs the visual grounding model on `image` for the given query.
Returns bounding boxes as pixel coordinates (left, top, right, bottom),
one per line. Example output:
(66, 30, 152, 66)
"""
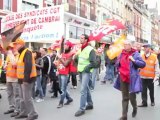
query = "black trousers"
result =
(141, 78, 154, 104)
(120, 81, 137, 118)
(71, 74, 77, 87)
(51, 78, 62, 97)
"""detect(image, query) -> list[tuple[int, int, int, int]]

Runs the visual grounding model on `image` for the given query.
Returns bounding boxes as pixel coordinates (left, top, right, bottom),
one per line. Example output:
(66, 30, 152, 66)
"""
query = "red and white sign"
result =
(89, 19, 126, 41)
(1, 5, 64, 43)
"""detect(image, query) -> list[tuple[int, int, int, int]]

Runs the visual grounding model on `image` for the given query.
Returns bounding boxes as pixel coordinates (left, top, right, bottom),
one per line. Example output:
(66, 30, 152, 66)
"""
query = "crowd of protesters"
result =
(0, 34, 160, 120)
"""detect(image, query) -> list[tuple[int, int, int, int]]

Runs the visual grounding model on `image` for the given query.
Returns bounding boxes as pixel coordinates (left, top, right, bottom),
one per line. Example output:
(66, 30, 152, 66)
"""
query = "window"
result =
(62, 0, 68, 3)
(103, 13, 107, 20)
(77, 27, 84, 39)
(22, 1, 39, 11)
(86, 1, 91, 19)
(4, 0, 12, 11)
(69, 25, 77, 39)
(76, 0, 81, 16)
(85, 29, 91, 36)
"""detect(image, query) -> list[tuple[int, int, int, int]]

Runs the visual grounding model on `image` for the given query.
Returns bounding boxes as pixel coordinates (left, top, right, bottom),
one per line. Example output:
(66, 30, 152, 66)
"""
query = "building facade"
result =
(141, 5, 151, 43)
(133, 1, 142, 42)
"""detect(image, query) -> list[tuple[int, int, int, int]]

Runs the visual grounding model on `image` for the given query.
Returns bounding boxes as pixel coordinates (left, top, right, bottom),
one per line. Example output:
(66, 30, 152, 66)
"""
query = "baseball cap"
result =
(12, 38, 25, 45)
(143, 44, 151, 48)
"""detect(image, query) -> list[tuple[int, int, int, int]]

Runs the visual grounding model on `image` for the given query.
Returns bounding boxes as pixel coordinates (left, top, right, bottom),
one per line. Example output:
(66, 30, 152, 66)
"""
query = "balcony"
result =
(68, 4, 96, 22)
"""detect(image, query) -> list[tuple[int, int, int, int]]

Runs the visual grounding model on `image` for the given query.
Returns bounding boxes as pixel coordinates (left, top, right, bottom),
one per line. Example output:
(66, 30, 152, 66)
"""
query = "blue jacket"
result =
(114, 51, 146, 93)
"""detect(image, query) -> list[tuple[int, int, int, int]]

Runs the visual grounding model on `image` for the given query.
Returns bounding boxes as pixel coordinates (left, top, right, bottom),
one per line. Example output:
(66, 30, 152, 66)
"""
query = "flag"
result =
(89, 19, 126, 42)
(107, 34, 126, 60)
(1, 21, 26, 50)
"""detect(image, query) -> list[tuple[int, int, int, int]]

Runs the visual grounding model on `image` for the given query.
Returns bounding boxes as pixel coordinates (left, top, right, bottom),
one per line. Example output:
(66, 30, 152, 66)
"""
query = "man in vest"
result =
(13, 38, 38, 120)
(139, 44, 159, 107)
(75, 34, 96, 117)
(4, 43, 21, 118)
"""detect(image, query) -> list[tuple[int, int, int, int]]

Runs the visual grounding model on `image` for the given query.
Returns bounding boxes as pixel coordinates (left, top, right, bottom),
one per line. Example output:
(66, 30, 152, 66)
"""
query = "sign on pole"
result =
(1, 5, 64, 43)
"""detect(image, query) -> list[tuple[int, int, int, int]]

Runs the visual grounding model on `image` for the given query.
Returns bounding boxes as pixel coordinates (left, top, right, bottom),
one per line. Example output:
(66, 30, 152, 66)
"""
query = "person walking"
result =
(56, 40, 73, 108)
(13, 38, 38, 120)
(139, 44, 159, 107)
(33, 51, 44, 102)
(75, 34, 96, 117)
(4, 43, 21, 118)
(114, 40, 146, 120)
(39, 48, 51, 97)
(50, 51, 62, 98)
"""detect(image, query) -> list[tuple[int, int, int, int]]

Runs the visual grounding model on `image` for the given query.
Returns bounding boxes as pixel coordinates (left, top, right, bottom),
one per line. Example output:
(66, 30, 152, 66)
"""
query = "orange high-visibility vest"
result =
(6, 54, 19, 78)
(140, 53, 157, 78)
(17, 48, 37, 79)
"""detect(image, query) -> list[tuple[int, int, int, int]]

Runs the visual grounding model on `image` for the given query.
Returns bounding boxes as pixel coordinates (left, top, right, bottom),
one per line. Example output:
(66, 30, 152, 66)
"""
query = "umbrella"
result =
(89, 19, 126, 42)
(1, 21, 26, 50)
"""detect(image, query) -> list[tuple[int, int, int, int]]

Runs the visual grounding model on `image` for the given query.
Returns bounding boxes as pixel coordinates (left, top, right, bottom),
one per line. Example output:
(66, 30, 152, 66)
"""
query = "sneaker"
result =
(10, 112, 19, 117)
(57, 103, 63, 108)
(36, 99, 44, 103)
(4, 109, 14, 114)
(85, 105, 93, 110)
(73, 86, 77, 89)
(138, 104, 147, 107)
(132, 109, 137, 117)
(26, 115, 38, 120)
(64, 99, 73, 105)
(101, 81, 106, 84)
(15, 114, 28, 119)
(51, 95, 57, 98)
(119, 116, 127, 120)
(75, 110, 85, 117)
(151, 102, 155, 106)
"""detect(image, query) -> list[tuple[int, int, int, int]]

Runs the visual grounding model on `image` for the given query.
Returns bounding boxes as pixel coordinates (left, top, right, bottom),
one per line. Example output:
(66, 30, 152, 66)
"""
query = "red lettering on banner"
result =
(15, 13, 23, 19)
(31, 18, 37, 24)
(6, 15, 14, 22)
(23, 25, 43, 33)
(24, 9, 48, 17)
(38, 16, 60, 23)
(50, 7, 60, 14)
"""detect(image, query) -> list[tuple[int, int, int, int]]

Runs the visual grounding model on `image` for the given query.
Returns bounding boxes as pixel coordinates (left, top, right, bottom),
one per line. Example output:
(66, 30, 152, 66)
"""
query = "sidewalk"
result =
(0, 83, 6, 90)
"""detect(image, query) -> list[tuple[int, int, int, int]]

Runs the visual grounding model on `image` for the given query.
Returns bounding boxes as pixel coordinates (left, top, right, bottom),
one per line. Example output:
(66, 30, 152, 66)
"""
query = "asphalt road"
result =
(0, 72, 160, 120)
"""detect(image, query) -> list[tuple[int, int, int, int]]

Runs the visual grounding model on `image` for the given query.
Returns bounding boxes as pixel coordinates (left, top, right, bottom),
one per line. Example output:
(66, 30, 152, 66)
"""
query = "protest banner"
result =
(1, 5, 64, 43)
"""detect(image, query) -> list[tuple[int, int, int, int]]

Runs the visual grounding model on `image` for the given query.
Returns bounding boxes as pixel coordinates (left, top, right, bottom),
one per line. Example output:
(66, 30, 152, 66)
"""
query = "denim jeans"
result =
(104, 64, 115, 81)
(36, 75, 44, 99)
(41, 75, 48, 97)
(79, 72, 93, 111)
(89, 68, 98, 90)
(59, 75, 72, 104)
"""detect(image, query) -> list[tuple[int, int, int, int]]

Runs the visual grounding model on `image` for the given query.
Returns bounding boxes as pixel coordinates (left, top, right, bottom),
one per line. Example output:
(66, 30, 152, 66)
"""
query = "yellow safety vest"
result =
(78, 46, 93, 72)
(17, 48, 37, 79)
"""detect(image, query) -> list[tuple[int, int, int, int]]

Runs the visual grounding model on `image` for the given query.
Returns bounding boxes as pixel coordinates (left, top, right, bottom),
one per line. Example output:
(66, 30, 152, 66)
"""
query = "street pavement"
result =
(0, 71, 160, 120)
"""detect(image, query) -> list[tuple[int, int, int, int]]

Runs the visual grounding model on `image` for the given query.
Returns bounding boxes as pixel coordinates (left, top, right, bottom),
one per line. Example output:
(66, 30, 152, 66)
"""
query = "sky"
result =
(144, 0, 160, 14)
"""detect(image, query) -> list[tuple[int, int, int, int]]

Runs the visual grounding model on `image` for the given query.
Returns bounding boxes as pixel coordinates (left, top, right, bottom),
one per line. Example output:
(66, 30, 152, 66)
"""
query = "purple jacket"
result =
(114, 51, 146, 93)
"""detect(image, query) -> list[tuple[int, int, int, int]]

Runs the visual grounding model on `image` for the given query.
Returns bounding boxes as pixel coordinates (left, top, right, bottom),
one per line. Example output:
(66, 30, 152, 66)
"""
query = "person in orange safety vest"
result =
(139, 44, 159, 107)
